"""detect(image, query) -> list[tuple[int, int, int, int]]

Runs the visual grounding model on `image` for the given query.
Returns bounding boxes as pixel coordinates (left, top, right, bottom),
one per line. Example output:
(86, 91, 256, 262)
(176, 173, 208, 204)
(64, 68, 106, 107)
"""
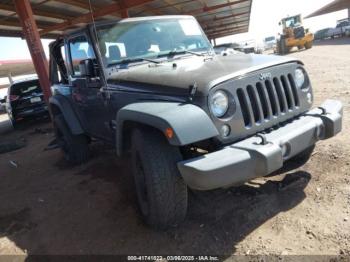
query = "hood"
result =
(107, 54, 301, 96)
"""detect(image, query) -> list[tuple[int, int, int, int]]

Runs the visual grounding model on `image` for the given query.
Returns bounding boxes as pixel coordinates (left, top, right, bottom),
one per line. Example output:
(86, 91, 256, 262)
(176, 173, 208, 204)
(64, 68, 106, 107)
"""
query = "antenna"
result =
(88, 0, 108, 87)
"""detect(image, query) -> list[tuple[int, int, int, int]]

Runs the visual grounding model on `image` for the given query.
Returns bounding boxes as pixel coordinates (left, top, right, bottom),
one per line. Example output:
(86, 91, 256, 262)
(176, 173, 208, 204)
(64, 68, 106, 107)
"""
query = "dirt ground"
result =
(0, 38, 349, 260)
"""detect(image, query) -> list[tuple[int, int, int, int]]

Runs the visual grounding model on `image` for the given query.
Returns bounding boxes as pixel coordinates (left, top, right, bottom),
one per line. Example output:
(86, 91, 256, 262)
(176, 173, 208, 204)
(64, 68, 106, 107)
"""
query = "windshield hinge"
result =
(188, 82, 198, 102)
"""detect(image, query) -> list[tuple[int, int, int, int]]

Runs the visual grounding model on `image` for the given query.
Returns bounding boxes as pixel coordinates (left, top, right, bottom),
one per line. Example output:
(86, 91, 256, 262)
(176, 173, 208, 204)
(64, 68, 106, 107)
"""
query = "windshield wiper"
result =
(183, 50, 206, 56)
(159, 49, 206, 58)
(110, 57, 161, 67)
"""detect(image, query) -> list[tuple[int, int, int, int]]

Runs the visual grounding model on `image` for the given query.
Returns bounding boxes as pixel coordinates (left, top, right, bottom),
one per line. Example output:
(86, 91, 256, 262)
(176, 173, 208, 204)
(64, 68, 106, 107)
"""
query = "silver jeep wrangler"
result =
(49, 16, 343, 229)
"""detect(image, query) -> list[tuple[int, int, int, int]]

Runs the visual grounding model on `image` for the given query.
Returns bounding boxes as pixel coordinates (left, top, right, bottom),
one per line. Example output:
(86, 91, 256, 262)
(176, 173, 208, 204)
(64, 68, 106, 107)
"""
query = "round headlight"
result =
(210, 90, 229, 118)
(295, 68, 305, 88)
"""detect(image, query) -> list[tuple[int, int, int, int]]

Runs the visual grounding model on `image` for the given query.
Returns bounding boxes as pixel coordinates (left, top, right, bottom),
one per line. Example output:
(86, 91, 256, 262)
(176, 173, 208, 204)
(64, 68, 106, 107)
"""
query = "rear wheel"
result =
(53, 114, 90, 165)
(131, 128, 188, 229)
(8, 113, 16, 128)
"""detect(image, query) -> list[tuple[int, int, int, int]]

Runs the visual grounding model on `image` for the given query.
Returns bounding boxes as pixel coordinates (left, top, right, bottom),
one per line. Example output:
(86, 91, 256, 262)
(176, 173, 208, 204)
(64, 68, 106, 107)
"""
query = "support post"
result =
(13, 0, 52, 103)
(121, 9, 129, 18)
(8, 73, 14, 85)
(119, 0, 130, 18)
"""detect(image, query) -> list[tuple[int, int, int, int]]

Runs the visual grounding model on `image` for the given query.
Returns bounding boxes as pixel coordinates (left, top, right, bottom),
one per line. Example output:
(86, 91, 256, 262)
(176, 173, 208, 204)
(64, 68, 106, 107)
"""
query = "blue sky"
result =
(0, 37, 52, 60)
(0, 0, 348, 60)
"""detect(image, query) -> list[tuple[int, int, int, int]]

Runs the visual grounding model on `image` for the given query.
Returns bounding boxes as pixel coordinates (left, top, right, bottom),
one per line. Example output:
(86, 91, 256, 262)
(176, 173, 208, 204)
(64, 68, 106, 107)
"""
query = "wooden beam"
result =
(188, 0, 250, 15)
(163, 0, 183, 12)
(53, 0, 95, 10)
(0, 28, 59, 38)
(196, 6, 249, 18)
(39, 0, 156, 36)
(213, 11, 249, 21)
(134, 0, 196, 15)
(206, 24, 248, 34)
(200, 13, 249, 30)
(0, 3, 70, 20)
(13, 0, 52, 103)
(118, 0, 129, 18)
(208, 26, 247, 34)
(204, 19, 250, 30)
(0, 16, 56, 29)
(129, 0, 164, 15)
(208, 29, 247, 39)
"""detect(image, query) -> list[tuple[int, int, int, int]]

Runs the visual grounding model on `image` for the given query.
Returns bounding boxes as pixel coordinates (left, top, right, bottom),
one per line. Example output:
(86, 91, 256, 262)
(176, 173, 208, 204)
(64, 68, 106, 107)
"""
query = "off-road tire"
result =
(131, 128, 188, 230)
(53, 114, 90, 165)
(290, 145, 315, 164)
(8, 112, 17, 129)
(305, 42, 313, 49)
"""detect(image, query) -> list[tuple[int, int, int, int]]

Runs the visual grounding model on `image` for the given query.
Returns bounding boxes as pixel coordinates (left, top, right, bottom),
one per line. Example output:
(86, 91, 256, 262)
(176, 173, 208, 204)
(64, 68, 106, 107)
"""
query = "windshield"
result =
(283, 16, 301, 28)
(11, 80, 41, 96)
(96, 18, 212, 67)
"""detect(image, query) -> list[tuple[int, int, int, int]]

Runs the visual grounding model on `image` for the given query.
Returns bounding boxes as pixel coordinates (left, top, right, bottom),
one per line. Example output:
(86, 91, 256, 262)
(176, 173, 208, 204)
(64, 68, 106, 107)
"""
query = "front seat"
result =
(108, 45, 121, 63)
(131, 38, 151, 56)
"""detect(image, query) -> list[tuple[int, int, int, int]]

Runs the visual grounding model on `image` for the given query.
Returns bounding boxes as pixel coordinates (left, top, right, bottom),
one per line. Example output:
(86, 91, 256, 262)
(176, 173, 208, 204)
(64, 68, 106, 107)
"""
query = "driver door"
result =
(68, 34, 113, 141)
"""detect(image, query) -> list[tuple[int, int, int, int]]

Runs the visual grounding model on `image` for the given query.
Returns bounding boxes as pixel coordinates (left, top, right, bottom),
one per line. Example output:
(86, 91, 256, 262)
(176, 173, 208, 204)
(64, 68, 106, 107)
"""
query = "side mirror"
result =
(279, 22, 281, 26)
(79, 59, 95, 78)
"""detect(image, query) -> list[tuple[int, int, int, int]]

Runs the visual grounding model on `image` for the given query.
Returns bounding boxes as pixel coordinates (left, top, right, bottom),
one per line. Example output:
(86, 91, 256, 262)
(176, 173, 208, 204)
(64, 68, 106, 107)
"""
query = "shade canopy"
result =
(305, 0, 350, 18)
(0, 0, 253, 40)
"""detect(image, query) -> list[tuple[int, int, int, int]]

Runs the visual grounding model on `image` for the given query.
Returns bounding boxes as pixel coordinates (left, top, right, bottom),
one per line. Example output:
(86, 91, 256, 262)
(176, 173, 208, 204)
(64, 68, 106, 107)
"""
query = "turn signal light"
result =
(165, 128, 174, 139)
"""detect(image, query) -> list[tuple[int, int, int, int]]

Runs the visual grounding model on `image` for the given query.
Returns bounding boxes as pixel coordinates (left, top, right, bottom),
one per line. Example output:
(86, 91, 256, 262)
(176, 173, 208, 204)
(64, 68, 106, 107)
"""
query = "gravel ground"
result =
(0, 38, 349, 259)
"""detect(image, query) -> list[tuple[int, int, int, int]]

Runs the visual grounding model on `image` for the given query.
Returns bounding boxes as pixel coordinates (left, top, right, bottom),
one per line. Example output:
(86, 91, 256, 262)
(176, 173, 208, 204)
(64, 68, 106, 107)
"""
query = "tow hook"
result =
(318, 106, 327, 115)
(255, 133, 269, 145)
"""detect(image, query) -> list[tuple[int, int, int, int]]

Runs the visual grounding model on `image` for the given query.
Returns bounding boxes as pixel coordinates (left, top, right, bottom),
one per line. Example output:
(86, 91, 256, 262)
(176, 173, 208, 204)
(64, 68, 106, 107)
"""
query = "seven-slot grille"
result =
(237, 73, 300, 127)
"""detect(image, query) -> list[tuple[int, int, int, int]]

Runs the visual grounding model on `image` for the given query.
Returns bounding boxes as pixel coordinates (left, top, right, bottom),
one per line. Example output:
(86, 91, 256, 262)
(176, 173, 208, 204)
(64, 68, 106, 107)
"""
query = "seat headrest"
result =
(108, 45, 121, 61)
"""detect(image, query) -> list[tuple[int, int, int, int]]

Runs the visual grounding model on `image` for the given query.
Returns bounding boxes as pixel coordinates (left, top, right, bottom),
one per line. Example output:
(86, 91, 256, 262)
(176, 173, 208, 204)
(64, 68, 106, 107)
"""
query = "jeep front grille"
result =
(237, 74, 300, 127)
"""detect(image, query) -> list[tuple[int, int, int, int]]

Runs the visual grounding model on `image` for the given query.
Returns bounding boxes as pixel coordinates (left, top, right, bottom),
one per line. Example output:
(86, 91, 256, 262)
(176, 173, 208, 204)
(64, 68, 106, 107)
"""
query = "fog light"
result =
(307, 93, 312, 104)
(221, 125, 231, 137)
(281, 143, 291, 158)
(316, 125, 324, 139)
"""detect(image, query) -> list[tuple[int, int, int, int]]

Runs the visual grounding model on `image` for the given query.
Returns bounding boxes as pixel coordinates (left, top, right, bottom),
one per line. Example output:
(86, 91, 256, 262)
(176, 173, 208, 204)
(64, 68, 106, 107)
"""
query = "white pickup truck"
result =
(328, 19, 350, 38)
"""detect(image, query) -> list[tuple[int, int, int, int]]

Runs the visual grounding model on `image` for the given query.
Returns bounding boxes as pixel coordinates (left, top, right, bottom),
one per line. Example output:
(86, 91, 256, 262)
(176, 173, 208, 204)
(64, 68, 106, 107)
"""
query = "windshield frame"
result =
(94, 16, 213, 68)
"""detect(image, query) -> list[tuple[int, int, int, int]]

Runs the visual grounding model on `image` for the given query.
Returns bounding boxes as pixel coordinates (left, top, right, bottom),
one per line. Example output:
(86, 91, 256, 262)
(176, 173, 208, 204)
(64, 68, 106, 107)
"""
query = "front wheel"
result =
(131, 128, 188, 229)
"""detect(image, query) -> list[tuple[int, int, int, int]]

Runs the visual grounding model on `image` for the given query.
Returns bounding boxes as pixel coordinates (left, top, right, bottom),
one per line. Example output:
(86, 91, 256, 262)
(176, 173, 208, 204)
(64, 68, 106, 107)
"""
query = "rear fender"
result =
(49, 95, 84, 135)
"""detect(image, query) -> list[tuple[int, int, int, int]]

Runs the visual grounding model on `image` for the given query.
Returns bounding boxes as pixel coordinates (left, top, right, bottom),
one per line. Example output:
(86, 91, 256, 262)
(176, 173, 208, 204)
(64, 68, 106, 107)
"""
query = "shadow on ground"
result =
(0, 123, 311, 258)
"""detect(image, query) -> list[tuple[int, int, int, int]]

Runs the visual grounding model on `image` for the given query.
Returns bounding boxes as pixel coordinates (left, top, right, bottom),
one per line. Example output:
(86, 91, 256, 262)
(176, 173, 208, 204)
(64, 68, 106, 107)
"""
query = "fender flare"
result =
(49, 95, 84, 135)
(116, 102, 219, 156)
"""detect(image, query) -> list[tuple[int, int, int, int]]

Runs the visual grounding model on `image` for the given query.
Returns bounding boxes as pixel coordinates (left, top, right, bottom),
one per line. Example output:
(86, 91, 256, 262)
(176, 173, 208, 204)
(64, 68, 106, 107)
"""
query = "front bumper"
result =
(178, 100, 343, 190)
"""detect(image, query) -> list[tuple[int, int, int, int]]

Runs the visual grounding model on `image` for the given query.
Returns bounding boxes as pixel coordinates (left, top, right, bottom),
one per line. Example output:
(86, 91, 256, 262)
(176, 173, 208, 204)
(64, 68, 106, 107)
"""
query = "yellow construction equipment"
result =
(277, 14, 314, 55)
